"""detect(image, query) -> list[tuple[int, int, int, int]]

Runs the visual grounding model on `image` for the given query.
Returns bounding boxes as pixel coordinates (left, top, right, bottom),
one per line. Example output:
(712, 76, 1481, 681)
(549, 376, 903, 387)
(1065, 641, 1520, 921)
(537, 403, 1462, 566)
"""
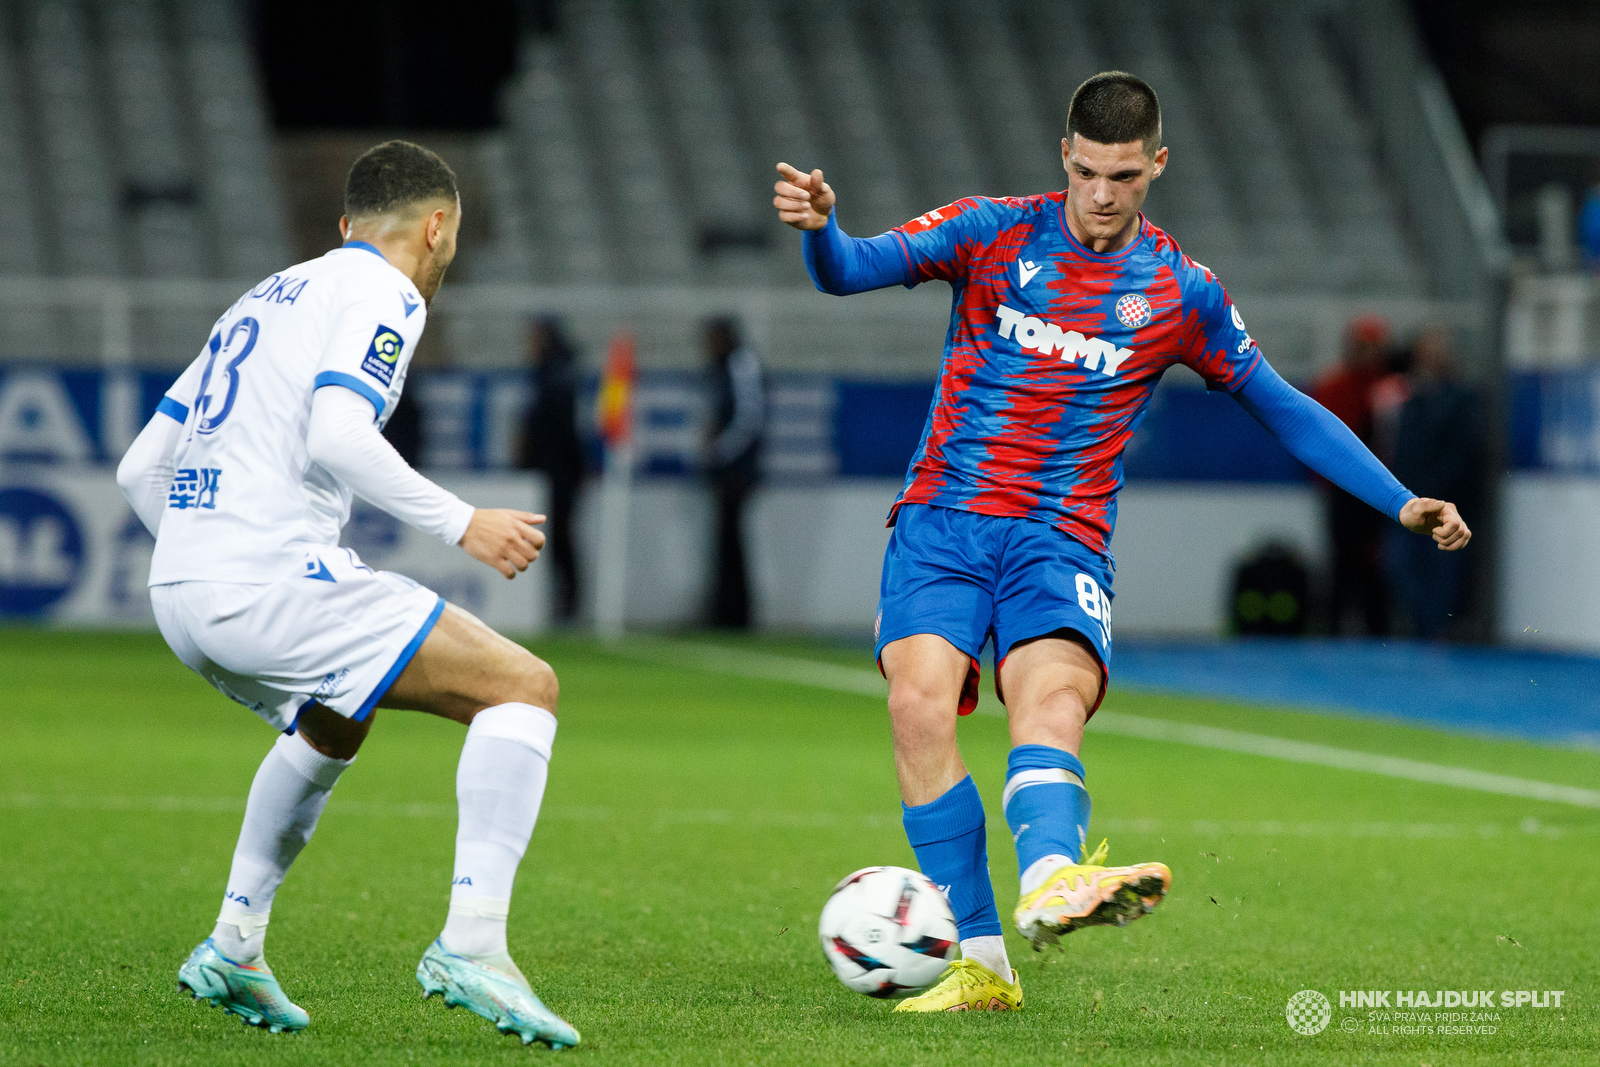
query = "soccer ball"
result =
(818, 866, 958, 998)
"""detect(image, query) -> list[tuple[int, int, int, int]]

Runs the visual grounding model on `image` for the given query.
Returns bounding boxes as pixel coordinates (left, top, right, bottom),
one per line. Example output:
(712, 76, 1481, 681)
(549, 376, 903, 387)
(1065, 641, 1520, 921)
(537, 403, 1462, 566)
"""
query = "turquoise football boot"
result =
(177, 938, 309, 1033)
(416, 938, 580, 1049)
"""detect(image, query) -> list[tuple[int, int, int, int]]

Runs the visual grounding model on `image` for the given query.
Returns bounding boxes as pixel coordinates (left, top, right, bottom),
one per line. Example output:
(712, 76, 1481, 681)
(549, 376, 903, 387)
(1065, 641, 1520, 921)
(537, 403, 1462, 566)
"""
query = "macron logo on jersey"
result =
(995, 304, 1134, 377)
(361, 326, 404, 386)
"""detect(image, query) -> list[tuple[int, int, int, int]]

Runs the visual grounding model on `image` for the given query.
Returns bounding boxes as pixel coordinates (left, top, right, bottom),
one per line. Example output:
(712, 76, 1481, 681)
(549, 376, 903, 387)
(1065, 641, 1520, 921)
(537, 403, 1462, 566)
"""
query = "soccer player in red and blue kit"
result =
(774, 72, 1471, 1012)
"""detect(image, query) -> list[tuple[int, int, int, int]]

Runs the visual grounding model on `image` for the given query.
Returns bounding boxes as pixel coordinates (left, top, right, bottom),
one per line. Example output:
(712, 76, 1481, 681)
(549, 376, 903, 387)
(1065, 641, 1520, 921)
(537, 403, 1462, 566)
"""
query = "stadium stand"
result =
(0, 0, 288, 283)
(175, 0, 291, 280)
(566, 0, 695, 283)
(0, 0, 288, 360)
(496, 0, 1436, 299)
(505, 38, 615, 284)
(0, 0, 1497, 376)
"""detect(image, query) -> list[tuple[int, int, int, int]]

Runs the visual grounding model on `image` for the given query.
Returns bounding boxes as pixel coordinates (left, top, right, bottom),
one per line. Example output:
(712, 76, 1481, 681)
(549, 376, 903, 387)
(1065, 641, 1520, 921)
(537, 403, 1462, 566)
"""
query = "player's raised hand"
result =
(774, 163, 835, 230)
(460, 509, 547, 578)
(1399, 497, 1471, 551)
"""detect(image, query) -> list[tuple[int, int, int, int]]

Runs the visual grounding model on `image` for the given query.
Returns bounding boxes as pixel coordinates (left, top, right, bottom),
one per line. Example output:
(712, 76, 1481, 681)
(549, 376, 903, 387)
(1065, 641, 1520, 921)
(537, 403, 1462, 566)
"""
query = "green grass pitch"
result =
(2, 629, 1596, 1065)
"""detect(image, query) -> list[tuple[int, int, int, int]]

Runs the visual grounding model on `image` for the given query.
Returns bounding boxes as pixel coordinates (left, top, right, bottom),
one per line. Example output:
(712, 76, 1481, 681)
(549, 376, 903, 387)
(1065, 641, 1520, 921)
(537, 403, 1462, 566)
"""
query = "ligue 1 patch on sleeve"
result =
(361, 325, 404, 385)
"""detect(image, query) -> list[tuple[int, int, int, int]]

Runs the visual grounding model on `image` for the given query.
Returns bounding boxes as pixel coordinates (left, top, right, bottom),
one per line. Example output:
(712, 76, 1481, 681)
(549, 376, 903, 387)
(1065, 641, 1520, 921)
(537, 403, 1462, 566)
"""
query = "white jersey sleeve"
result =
(306, 385, 474, 544)
(312, 282, 415, 425)
(156, 352, 209, 428)
(118, 346, 217, 530)
(116, 410, 184, 535)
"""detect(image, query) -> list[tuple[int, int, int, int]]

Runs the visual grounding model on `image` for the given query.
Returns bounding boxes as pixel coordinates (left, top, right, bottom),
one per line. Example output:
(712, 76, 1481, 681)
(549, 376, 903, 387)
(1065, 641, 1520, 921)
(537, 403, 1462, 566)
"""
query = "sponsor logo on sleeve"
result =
(1230, 304, 1256, 353)
(901, 199, 973, 235)
(361, 325, 404, 385)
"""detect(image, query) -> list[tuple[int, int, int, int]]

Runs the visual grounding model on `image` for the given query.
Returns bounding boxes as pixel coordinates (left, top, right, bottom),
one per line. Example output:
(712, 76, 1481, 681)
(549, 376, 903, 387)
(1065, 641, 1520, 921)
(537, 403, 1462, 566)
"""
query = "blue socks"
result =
(1003, 744, 1091, 891)
(900, 748, 1090, 959)
(901, 775, 1001, 939)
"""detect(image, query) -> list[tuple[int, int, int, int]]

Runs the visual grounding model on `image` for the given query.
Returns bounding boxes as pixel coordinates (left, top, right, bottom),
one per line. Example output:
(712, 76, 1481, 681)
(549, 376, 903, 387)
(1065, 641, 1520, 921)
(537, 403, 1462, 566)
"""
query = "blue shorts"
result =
(874, 504, 1113, 716)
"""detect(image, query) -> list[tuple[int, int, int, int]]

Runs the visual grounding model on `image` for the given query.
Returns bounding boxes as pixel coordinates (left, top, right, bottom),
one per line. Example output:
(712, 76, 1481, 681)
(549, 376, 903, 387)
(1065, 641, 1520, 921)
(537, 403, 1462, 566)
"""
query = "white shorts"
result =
(151, 547, 444, 733)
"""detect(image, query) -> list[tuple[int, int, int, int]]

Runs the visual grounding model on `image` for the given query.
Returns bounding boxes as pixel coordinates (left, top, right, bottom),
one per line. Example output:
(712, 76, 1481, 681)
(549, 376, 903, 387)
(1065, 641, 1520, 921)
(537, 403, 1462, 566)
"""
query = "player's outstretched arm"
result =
(306, 385, 546, 577)
(1231, 361, 1471, 551)
(775, 163, 911, 296)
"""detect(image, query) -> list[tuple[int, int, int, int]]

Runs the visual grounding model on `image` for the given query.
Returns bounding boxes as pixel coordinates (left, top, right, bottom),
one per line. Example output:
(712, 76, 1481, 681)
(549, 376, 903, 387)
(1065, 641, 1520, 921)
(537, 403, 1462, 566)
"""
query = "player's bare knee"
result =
(1047, 679, 1095, 719)
(1014, 680, 1091, 723)
(887, 680, 946, 724)
(506, 648, 559, 713)
(887, 682, 958, 746)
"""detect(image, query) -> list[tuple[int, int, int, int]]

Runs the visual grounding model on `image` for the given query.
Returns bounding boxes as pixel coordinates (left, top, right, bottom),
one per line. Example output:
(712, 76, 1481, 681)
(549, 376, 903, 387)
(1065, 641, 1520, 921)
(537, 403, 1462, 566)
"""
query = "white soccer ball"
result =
(818, 865, 958, 998)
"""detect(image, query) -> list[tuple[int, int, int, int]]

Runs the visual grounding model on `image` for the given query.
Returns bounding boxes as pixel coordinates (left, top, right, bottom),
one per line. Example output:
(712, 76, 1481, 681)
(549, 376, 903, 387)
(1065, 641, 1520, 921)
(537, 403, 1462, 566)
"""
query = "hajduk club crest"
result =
(1115, 293, 1152, 329)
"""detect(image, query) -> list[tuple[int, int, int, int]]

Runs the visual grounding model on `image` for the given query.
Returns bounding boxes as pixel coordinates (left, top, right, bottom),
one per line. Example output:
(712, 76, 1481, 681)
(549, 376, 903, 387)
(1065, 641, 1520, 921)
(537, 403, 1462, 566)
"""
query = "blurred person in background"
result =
(1368, 342, 1411, 471)
(703, 317, 765, 629)
(381, 389, 423, 466)
(1312, 314, 1392, 635)
(1389, 328, 1483, 638)
(518, 317, 585, 624)
(1580, 174, 1600, 273)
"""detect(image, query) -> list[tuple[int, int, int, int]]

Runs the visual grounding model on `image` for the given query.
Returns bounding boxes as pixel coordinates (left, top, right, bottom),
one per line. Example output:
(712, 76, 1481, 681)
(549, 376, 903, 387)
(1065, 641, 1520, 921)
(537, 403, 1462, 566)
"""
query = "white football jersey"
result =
(148, 242, 428, 585)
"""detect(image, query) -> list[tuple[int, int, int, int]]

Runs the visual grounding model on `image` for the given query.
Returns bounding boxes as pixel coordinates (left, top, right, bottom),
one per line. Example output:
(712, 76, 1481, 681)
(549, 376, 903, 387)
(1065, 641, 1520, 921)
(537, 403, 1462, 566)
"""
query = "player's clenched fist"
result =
(1399, 497, 1471, 551)
(774, 162, 836, 230)
(460, 508, 547, 578)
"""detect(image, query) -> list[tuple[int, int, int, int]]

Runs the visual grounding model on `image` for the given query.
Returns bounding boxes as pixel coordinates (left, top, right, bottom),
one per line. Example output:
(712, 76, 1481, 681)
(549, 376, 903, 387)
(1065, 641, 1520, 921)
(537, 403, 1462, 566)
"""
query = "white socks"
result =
(212, 732, 352, 964)
(205, 705, 555, 977)
(961, 935, 1011, 979)
(439, 703, 557, 979)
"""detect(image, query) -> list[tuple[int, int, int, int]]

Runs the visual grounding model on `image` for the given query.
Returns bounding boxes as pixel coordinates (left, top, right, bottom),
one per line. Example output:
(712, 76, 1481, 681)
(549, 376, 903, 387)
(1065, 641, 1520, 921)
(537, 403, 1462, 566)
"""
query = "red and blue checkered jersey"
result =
(886, 191, 1262, 555)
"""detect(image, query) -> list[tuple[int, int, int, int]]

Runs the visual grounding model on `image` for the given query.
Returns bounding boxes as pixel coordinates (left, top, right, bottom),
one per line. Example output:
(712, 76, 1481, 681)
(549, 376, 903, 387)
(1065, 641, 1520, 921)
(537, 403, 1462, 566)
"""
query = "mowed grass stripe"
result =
(1, 792, 1588, 841)
(612, 637, 1600, 810)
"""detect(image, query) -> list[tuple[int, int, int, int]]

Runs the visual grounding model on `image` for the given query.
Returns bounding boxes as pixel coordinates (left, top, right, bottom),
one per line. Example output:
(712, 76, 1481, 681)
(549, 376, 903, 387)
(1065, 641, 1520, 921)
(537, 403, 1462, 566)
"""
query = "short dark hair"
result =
(344, 140, 458, 219)
(1066, 72, 1162, 154)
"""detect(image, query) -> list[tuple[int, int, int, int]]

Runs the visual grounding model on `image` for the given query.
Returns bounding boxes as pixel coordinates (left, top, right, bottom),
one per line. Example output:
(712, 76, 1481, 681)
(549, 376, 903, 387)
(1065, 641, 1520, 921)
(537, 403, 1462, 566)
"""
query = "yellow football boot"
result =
(892, 959, 1023, 1013)
(1013, 839, 1172, 949)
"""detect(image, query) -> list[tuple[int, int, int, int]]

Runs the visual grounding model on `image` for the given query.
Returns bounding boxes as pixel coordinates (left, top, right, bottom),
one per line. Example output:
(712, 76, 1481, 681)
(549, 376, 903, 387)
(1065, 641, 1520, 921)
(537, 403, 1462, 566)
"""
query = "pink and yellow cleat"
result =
(1013, 839, 1172, 949)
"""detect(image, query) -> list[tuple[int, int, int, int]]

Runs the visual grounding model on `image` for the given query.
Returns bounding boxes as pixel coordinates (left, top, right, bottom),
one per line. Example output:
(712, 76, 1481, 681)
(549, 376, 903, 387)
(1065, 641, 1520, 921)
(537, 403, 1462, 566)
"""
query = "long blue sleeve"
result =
(1232, 360, 1415, 521)
(801, 211, 913, 295)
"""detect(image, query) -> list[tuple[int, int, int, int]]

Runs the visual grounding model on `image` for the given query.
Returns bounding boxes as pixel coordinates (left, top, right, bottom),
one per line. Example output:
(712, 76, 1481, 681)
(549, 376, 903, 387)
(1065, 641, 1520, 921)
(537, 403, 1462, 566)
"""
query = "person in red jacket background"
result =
(1312, 314, 1393, 635)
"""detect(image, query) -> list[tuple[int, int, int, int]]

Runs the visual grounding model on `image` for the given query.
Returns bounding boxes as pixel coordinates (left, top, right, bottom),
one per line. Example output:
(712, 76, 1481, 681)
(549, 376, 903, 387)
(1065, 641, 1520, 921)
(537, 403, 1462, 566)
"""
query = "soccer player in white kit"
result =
(115, 141, 580, 1048)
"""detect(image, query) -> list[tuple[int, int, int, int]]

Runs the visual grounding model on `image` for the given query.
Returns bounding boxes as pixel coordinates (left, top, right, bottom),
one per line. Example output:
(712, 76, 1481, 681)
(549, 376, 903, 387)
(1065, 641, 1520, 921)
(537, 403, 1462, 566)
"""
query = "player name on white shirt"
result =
(148, 244, 428, 586)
